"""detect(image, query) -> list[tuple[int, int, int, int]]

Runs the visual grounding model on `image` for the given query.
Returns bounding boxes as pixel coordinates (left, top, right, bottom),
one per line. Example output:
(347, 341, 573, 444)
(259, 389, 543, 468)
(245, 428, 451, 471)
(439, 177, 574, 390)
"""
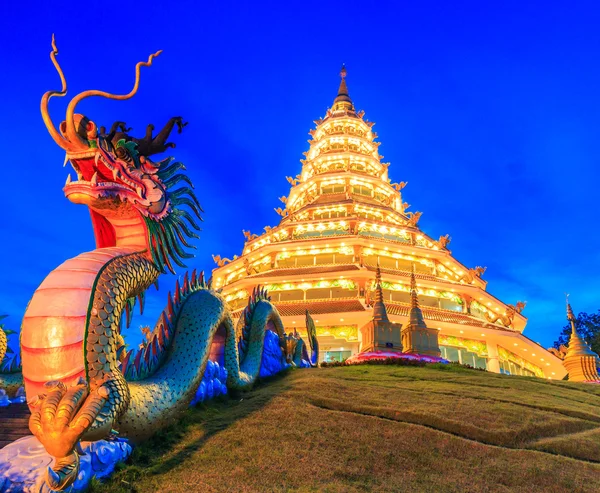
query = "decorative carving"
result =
(437, 234, 451, 249)
(243, 257, 258, 275)
(509, 301, 526, 314)
(212, 254, 233, 267)
(405, 211, 422, 227)
(548, 346, 568, 360)
(380, 195, 393, 206)
(286, 176, 300, 186)
(242, 230, 258, 241)
(485, 307, 515, 328)
(278, 196, 288, 204)
(459, 266, 486, 284)
(274, 207, 288, 217)
(391, 181, 407, 192)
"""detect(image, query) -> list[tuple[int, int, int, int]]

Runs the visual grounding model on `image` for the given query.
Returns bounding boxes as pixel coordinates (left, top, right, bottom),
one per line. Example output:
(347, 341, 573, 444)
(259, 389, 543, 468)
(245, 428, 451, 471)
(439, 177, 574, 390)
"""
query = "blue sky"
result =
(1, 1, 599, 350)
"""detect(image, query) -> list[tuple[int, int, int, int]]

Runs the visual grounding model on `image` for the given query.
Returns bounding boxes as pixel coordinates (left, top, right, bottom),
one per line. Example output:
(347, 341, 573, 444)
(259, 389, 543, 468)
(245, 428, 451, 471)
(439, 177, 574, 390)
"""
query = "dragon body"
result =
(21, 37, 317, 491)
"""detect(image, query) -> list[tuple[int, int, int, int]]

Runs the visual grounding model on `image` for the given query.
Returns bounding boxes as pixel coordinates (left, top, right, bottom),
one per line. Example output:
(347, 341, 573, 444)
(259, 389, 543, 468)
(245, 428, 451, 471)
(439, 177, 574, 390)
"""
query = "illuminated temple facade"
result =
(212, 67, 566, 380)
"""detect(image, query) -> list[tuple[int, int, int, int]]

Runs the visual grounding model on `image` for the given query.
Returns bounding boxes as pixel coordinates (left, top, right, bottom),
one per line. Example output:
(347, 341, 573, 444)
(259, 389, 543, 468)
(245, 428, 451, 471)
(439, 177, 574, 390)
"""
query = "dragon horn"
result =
(40, 35, 73, 151)
(64, 49, 162, 147)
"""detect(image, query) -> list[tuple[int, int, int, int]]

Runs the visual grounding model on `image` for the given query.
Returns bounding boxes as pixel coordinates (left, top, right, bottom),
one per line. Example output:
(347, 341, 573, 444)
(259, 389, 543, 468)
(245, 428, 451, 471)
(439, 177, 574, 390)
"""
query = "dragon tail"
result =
(305, 310, 319, 367)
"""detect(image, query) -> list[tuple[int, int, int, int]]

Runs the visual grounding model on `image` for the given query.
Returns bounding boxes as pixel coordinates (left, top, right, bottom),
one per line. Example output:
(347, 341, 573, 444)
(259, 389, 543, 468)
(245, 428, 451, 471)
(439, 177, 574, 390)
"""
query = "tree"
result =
(554, 310, 600, 355)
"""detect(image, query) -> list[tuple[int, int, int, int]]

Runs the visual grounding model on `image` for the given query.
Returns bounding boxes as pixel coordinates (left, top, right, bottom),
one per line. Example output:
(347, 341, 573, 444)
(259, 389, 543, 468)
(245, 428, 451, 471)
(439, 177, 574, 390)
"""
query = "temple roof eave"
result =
(214, 232, 488, 291)
(213, 262, 524, 330)
(232, 224, 487, 288)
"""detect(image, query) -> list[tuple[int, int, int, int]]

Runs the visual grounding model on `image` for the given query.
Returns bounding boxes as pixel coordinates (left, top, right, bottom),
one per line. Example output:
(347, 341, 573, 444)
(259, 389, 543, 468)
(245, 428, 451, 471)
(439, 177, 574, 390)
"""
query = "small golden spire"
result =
(410, 265, 419, 309)
(565, 296, 597, 358)
(372, 261, 389, 322)
(408, 264, 427, 329)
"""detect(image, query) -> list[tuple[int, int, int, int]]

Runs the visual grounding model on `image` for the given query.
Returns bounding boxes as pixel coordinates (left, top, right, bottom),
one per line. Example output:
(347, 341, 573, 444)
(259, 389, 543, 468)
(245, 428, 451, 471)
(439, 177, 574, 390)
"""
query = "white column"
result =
(487, 341, 501, 373)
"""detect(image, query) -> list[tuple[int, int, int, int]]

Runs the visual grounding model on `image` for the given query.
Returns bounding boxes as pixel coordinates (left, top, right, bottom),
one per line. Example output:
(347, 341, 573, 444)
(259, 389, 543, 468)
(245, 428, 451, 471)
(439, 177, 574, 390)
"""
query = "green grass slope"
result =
(93, 365, 600, 493)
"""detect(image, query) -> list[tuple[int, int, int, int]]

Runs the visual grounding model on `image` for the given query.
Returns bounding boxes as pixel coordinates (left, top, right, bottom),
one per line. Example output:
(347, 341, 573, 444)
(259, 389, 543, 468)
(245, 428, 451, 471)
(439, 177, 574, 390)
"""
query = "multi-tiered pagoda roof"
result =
(212, 67, 566, 379)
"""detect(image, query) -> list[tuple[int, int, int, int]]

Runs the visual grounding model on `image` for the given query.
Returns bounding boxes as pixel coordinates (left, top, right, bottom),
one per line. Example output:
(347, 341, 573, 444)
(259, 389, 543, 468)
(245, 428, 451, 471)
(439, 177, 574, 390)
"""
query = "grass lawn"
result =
(92, 364, 600, 492)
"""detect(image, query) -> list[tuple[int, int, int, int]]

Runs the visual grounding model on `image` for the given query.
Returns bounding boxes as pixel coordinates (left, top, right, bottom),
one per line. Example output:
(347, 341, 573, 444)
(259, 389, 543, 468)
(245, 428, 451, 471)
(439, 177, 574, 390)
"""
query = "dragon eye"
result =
(116, 146, 133, 163)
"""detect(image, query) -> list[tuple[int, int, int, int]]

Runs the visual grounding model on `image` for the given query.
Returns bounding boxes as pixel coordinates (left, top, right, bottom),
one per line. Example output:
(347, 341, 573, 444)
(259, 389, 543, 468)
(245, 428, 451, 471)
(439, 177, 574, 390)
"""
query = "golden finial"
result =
(566, 293, 575, 322)
(333, 63, 353, 110)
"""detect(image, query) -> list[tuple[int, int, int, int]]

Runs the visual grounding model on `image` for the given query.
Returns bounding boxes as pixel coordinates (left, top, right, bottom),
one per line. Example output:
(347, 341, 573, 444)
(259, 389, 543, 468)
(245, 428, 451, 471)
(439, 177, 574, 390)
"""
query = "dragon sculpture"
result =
(0, 315, 22, 395)
(285, 311, 319, 367)
(21, 37, 317, 491)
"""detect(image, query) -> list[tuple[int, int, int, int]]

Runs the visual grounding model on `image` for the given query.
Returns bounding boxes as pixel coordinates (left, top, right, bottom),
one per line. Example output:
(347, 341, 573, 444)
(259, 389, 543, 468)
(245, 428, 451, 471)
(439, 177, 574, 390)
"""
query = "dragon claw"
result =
(29, 379, 109, 490)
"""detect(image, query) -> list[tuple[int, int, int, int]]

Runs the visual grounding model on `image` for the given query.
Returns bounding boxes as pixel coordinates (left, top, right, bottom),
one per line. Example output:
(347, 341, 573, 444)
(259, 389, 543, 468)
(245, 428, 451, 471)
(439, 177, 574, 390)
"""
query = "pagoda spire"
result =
(373, 262, 389, 322)
(565, 298, 597, 358)
(408, 266, 427, 329)
(562, 295, 600, 382)
(401, 264, 440, 357)
(332, 64, 354, 112)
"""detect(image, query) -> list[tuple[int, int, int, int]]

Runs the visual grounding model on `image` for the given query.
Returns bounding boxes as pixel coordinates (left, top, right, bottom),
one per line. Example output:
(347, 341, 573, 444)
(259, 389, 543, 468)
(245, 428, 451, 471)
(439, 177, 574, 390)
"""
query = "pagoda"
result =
(562, 300, 600, 382)
(211, 66, 566, 379)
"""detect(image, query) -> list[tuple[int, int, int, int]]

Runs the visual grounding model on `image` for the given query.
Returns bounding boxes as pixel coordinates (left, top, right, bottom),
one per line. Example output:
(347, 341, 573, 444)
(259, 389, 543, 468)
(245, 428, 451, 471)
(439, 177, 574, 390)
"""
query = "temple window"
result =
(499, 359, 535, 377)
(497, 346, 544, 377)
(379, 287, 457, 311)
(277, 250, 354, 269)
(296, 255, 314, 267)
(321, 350, 352, 363)
(306, 287, 331, 300)
(351, 184, 373, 197)
(275, 289, 304, 302)
(305, 285, 357, 300)
(441, 346, 488, 369)
(335, 252, 353, 264)
(314, 209, 347, 220)
(321, 183, 345, 194)
(390, 291, 410, 303)
(440, 299, 463, 312)
(363, 255, 433, 276)
(277, 256, 296, 268)
(314, 253, 334, 264)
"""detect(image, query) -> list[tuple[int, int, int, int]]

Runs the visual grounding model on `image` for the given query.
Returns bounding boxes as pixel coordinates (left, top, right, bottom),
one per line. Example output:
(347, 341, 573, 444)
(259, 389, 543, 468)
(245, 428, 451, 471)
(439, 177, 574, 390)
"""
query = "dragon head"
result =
(41, 36, 202, 274)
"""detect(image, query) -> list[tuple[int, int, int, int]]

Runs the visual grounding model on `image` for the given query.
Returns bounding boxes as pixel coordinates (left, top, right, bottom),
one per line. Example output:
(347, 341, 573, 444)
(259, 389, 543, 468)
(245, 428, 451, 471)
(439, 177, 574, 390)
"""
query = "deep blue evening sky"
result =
(1, 1, 599, 349)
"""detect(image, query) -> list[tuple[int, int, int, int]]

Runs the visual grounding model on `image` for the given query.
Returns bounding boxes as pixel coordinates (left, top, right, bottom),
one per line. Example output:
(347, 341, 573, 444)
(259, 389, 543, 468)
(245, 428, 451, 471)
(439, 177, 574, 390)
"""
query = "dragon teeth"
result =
(63, 153, 69, 167)
(91, 171, 99, 186)
(112, 168, 120, 180)
(65, 174, 72, 186)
